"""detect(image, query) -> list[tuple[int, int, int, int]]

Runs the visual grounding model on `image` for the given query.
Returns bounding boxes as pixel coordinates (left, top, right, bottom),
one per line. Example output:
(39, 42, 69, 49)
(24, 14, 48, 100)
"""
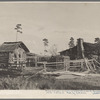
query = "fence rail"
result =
(37, 59, 95, 72)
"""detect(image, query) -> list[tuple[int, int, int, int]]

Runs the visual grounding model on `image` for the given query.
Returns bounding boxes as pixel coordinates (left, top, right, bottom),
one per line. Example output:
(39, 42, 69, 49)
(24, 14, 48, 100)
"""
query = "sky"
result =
(0, 2, 100, 55)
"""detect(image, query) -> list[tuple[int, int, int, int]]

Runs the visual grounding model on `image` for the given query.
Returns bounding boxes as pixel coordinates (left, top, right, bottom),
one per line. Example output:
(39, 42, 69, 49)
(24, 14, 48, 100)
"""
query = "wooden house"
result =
(59, 38, 100, 61)
(0, 41, 29, 69)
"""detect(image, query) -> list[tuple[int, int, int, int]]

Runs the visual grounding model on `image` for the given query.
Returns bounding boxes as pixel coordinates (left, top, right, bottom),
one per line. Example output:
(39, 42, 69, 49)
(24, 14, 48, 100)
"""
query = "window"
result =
(14, 54, 17, 58)
(19, 54, 21, 58)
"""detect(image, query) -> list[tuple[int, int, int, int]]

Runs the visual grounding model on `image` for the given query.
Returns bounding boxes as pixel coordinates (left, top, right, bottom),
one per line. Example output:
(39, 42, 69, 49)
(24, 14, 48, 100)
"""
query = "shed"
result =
(0, 41, 29, 69)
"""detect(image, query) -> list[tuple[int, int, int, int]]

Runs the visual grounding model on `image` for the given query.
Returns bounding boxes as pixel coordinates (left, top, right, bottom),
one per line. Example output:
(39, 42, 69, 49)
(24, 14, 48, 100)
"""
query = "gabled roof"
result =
(59, 49, 68, 53)
(59, 46, 77, 53)
(0, 41, 30, 52)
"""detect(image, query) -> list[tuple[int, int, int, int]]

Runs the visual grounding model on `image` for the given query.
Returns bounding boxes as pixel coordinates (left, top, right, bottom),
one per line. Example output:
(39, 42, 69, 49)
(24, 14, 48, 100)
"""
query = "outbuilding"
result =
(0, 41, 29, 69)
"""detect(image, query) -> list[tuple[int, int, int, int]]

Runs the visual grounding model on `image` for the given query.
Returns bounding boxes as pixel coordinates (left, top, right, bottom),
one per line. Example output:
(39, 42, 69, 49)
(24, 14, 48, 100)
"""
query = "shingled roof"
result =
(83, 42, 100, 55)
(0, 41, 30, 52)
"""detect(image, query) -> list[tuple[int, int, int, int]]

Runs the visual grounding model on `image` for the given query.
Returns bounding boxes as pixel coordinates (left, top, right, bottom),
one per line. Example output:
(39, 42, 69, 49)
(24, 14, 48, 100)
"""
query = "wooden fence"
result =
(37, 58, 97, 72)
(37, 62, 64, 72)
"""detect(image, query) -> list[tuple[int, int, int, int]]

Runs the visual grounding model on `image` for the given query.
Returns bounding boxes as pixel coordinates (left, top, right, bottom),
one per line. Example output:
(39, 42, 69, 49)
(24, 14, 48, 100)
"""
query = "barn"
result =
(0, 41, 29, 69)
(59, 38, 100, 61)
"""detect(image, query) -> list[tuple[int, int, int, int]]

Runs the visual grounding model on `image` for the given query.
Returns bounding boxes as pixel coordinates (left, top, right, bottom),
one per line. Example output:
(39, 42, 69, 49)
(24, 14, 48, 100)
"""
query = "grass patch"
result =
(0, 67, 100, 90)
(1, 74, 100, 90)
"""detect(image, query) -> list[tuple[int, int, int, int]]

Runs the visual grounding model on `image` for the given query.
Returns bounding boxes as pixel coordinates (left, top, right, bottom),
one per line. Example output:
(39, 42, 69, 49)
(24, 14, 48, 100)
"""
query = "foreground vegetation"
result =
(0, 71, 100, 90)
(1, 67, 100, 90)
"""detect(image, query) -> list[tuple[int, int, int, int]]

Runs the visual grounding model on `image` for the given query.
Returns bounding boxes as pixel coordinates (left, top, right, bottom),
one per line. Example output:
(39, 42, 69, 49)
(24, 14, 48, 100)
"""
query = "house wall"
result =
(0, 52, 9, 68)
(9, 47, 26, 67)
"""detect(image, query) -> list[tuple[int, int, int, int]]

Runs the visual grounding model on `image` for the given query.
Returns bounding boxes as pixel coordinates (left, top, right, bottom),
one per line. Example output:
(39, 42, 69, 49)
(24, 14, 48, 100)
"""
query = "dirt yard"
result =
(55, 74, 100, 90)
(43, 70, 100, 89)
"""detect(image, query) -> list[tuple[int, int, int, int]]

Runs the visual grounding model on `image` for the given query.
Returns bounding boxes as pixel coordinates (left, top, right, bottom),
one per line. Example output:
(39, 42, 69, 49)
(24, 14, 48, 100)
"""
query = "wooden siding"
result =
(0, 52, 9, 67)
(9, 47, 26, 66)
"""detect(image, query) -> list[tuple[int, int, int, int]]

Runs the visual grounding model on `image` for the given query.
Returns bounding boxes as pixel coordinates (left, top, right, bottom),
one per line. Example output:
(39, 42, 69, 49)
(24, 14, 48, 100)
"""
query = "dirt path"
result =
(56, 74, 81, 79)
(53, 70, 100, 79)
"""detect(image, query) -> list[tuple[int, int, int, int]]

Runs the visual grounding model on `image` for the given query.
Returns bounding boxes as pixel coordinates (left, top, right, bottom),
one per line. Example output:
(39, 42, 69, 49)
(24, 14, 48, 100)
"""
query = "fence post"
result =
(64, 56, 70, 71)
(35, 56, 37, 67)
(43, 62, 47, 72)
(81, 61, 83, 69)
(92, 60, 96, 70)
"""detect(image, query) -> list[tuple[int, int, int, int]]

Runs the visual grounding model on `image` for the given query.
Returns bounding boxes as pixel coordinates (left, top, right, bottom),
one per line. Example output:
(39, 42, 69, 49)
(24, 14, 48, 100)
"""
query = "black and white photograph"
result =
(0, 2, 100, 90)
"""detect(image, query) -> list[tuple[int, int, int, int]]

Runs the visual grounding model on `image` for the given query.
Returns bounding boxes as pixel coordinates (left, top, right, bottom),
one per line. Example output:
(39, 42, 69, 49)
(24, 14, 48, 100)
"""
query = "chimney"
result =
(77, 38, 84, 59)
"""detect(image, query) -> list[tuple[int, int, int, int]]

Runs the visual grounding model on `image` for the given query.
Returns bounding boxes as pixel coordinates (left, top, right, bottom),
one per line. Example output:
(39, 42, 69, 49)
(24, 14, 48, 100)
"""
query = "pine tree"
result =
(95, 38, 100, 43)
(43, 38, 49, 55)
(68, 37, 75, 48)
